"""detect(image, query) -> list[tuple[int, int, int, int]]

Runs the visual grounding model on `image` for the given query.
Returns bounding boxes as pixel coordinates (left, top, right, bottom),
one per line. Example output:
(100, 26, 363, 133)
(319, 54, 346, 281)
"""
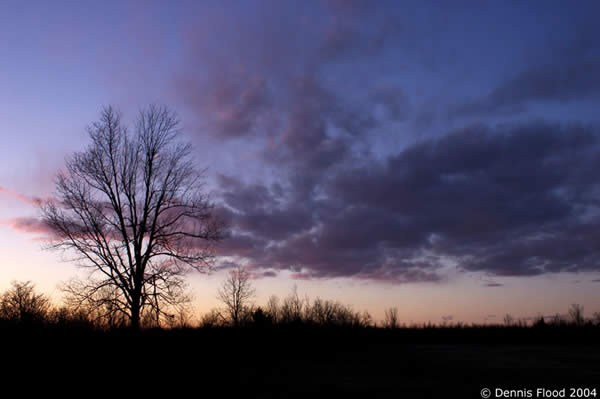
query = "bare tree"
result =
(0, 281, 51, 324)
(383, 307, 399, 329)
(568, 303, 584, 326)
(41, 105, 224, 329)
(305, 297, 368, 327)
(200, 308, 226, 328)
(549, 313, 566, 327)
(280, 285, 304, 324)
(359, 310, 373, 328)
(593, 312, 600, 326)
(217, 266, 256, 327)
(265, 295, 280, 324)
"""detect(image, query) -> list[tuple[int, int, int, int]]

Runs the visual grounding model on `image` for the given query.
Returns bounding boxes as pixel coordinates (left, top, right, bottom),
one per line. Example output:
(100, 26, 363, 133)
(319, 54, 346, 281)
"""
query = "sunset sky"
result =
(1, 0, 600, 324)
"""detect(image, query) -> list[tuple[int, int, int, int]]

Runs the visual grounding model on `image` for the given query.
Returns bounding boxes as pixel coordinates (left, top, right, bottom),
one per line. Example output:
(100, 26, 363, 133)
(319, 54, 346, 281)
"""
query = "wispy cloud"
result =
(0, 216, 54, 238)
(0, 186, 44, 206)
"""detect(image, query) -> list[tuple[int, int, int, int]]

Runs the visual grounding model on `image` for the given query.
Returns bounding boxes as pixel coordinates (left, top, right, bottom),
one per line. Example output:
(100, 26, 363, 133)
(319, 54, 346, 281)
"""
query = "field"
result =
(3, 325, 599, 397)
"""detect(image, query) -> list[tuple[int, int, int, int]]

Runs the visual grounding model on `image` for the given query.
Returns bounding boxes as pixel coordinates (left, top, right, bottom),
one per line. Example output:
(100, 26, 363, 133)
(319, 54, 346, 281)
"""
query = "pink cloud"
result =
(0, 186, 44, 207)
(0, 216, 54, 238)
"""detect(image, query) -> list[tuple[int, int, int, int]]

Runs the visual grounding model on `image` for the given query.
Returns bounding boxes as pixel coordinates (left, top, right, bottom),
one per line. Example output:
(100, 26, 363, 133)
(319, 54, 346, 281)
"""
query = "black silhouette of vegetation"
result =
(1, 280, 599, 397)
(2, 279, 598, 333)
(383, 306, 399, 329)
(216, 266, 255, 327)
(40, 105, 224, 330)
(0, 280, 50, 326)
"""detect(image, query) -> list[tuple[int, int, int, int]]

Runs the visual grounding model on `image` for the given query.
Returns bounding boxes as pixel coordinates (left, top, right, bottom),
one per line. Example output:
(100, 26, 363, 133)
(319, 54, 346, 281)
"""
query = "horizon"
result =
(1, 0, 600, 325)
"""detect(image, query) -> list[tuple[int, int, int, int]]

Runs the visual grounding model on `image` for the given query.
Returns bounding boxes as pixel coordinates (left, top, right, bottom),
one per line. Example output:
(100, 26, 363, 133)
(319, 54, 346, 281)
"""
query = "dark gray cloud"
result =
(330, 122, 600, 276)
(174, 2, 600, 283)
(259, 270, 278, 278)
(452, 20, 600, 118)
(213, 120, 600, 281)
(371, 87, 412, 122)
(453, 60, 600, 118)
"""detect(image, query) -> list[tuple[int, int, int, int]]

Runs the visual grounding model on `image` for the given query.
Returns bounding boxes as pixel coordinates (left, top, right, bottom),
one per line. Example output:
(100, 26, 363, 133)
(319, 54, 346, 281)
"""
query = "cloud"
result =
(0, 186, 44, 206)
(452, 24, 600, 118)
(1, 217, 54, 237)
(370, 86, 411, 122)
(213, 121, 600, 281)
(331, 121, 600, 276)
(171, 2, 600, 283)
(318, 0, 401, 62)
(259, 270, 278, 278)
(180, 74, 271, 139)
(453, 60, 600, 118)
(176, 1, 404, 146)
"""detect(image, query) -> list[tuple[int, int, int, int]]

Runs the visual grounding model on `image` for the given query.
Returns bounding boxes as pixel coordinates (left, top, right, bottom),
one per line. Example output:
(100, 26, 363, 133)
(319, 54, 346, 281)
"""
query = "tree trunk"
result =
(131, 309, 140, 330)
(131, 295, 141, 330)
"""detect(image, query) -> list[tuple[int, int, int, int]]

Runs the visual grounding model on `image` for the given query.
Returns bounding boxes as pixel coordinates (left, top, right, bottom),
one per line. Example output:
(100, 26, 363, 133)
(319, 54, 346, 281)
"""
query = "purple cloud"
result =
(211, 121, 600, 281)
(1, 216, 55, 238)
(170, 2, 600, 283)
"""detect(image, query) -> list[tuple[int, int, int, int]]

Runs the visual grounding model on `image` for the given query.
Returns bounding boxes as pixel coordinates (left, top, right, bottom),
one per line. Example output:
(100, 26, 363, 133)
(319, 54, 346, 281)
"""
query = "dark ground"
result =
(3, 326, 599, 397)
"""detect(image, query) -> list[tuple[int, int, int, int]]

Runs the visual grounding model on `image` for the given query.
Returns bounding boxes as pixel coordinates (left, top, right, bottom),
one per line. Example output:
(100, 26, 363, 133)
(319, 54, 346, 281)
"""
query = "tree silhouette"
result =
(280, 285, 304, 324)
(0, 280, 51, 324)
(265, 295, 280, 324)
(217, 266, 255, 327)
(41, 105, 224, 329)
(568, 303, 584, 326)
(251, 307, 272, 327)
(383, 307, 399, 329)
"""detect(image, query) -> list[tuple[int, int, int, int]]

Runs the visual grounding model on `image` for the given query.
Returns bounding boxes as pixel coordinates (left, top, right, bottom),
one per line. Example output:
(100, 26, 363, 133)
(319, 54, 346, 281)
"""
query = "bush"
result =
(0, 281, 51, 325)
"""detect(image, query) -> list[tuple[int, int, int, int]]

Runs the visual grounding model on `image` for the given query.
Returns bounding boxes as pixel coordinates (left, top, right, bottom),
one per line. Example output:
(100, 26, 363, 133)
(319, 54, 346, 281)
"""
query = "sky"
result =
(1, 0, 600, 324)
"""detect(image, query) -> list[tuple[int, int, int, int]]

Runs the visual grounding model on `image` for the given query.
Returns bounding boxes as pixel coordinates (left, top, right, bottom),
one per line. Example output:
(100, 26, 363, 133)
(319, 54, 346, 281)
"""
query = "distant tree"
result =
(306, 297, 329, 325)
(217, 266, 256, 327)
(568, 303, 584, 326)
(383, 307, 399, 329)
(305, 297, 362, 327)
(167, 301, 195, 329)
(280, 285, 304, 324)
(200, 308, 225, 328)
(251, 307, 272, 327)
(0, 281, 51, 324)
(593, 312, 600, 326)
(359, 310, 373, 328)
(265, 295, 280, 324)
(41, 105, 224, 329)
(549, 313, 566, 327)
(503, 314, 514, 326)
(532, 314, 547, 328)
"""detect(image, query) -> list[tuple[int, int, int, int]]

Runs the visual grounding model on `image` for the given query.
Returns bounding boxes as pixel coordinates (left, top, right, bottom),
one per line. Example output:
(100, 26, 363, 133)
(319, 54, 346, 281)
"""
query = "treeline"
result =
(200, 294, 600, 330)
(202, 287, 373, 328)
(0, 280, 190, 330)
(2, 280, 600, 331)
